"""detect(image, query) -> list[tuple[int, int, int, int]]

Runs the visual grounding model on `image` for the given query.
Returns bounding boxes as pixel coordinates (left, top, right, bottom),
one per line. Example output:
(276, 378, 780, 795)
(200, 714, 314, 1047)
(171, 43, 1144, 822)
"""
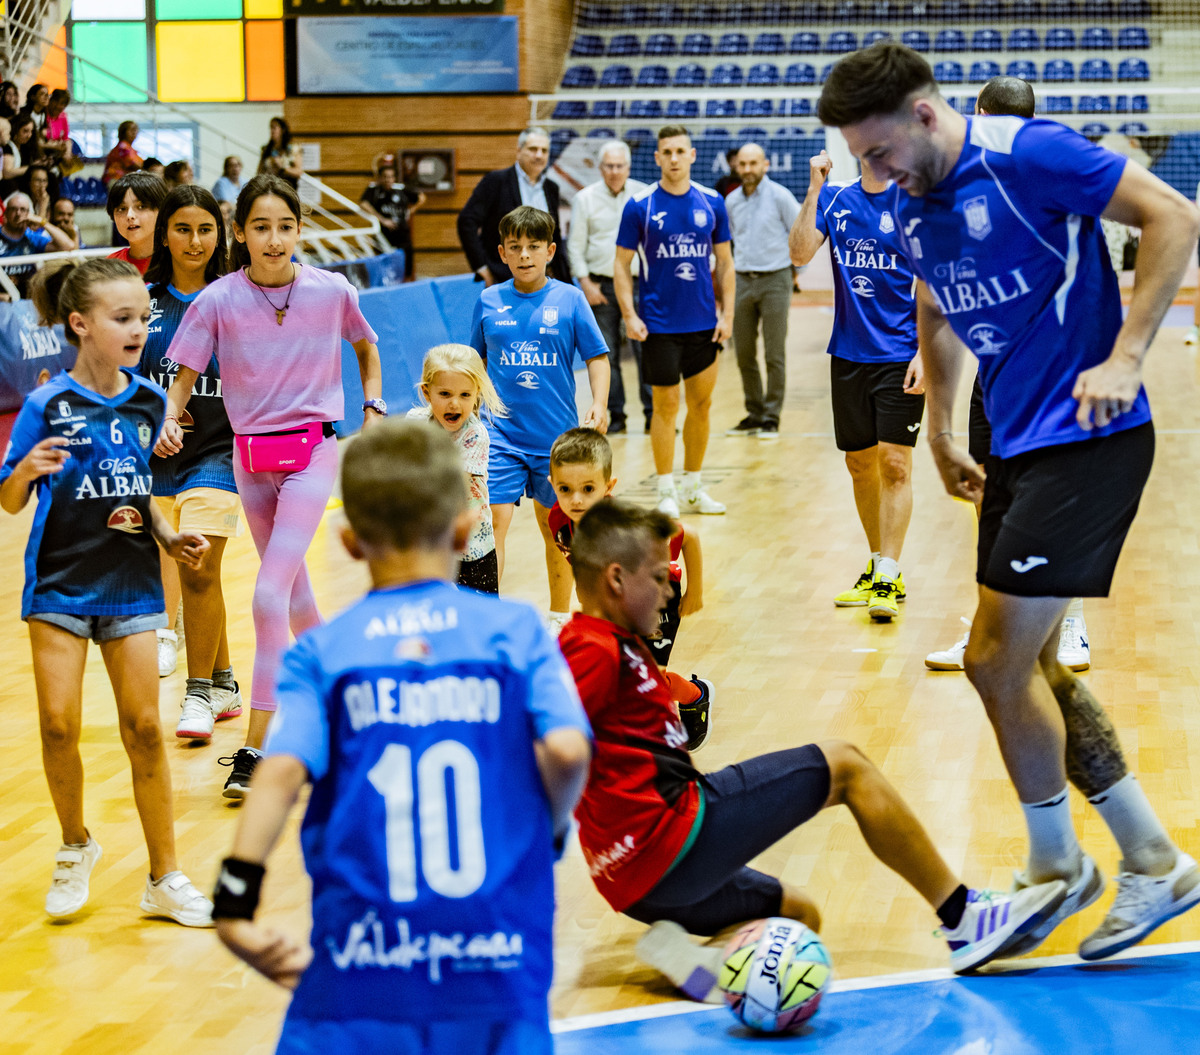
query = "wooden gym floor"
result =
(2, 302, 1199, 1053)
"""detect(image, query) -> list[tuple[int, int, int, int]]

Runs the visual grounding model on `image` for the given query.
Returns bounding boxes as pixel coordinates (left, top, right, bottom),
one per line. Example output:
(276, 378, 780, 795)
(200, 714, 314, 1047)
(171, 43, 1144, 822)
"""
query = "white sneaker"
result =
(681, 488, 725, 515)
(156, 629, 178, 678)
(1184, 325, 1199, 346)
(656, 489, 681, 518)
(1057, 615, 1090, 671)
(942, 881, 1067, 973)
(210, 682, 244, 721)
(635, 919, 725, 1003)
(1079, 852, 1200, 960)
(926, 617, 972, 671)
(545, 612, 570, 637)
(176, 691, 215, 741)
(1004, 853, 1106, 957)
(45, 836, 102, 918)
(140, 871, 214, 927)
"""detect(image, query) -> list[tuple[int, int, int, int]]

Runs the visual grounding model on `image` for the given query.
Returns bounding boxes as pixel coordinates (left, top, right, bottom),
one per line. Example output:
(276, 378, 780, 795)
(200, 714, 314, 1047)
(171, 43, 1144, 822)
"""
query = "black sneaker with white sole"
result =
(725, 416, 762, 436)
(218, 747, 261, 800)
(679, 676, 714, 752)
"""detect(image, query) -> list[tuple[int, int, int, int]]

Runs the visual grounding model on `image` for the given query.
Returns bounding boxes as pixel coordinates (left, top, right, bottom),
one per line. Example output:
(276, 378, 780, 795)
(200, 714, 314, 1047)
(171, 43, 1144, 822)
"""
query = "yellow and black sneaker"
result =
(679, 676, 714, 752)
(834, 558, 876, 607)
(868, 578, 903, 621)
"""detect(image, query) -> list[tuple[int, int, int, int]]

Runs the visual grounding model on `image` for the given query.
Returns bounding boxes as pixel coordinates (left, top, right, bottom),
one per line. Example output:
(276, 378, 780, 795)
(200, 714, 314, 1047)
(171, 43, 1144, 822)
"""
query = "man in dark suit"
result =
(457, 127, 571, 285)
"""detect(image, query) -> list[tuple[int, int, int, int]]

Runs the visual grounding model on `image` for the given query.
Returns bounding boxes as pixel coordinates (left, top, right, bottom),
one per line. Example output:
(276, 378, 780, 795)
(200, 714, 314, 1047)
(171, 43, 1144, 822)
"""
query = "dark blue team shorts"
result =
(27, 611, 168, 642)
(275, 1014, 552, 1055)
(487, 445, 555, 507)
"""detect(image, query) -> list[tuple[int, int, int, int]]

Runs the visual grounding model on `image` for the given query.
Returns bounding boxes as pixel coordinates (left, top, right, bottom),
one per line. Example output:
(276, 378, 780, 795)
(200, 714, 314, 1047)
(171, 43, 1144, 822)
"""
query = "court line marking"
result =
(551, 938, 1200, 1033)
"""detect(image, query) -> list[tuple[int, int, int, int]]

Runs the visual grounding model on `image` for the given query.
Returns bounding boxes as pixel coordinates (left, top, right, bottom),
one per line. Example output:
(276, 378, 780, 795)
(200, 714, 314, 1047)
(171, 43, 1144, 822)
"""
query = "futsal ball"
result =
(717, 917, 832, 1033)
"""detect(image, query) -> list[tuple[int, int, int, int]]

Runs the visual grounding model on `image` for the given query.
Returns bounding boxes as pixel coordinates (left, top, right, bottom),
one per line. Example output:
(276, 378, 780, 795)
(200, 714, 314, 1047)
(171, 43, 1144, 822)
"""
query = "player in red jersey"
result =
(558, 500, 1070, 988)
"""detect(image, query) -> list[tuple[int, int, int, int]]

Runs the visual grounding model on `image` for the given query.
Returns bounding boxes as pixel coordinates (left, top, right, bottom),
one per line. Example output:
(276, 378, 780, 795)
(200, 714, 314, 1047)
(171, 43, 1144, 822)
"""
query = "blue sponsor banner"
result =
(296, 15, 519, 94)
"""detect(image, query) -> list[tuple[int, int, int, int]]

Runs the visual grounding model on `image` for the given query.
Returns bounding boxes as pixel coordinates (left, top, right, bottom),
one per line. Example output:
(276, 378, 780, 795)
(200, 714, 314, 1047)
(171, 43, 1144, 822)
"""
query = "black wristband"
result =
(211, 857, 266, 921)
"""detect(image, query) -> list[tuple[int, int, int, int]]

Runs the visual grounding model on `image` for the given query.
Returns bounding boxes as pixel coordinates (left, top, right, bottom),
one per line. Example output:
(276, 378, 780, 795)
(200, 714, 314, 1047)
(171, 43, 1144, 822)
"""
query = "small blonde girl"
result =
(407, 343, 506, 593)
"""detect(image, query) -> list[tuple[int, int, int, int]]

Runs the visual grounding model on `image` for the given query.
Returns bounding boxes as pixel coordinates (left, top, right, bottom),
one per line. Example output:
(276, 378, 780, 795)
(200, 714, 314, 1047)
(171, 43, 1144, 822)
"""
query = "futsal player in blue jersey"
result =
(212, 419, 592, 1055)
(1, 258, 214, 926)
(470, 204, 610, 634)
(614, 125, 735, 518)
(790, 149, 925, 622)
(821, 42, 1200, 961)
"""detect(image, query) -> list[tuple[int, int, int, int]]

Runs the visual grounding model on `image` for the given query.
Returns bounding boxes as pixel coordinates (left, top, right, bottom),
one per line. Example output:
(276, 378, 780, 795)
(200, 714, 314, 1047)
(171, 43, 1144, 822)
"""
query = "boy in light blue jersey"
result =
(822, 41, 1200, 963)
(791, 149, 925, 622)
(470, 205, 610, 633)
(212, 419, 592, 1055)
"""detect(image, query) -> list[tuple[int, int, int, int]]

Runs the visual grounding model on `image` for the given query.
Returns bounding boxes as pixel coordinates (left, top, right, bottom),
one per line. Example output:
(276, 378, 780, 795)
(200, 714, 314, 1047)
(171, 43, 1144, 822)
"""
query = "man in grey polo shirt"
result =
(567, 140, 652, 433)
(725, 143, 801, 438)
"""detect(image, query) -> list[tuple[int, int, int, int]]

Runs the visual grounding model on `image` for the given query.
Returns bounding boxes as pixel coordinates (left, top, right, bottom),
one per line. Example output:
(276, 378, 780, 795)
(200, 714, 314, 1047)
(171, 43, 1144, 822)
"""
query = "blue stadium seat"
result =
(705, 99, 738, 117)
(972, 29, 1003, 51)
(752, 32, 786, 54)
(622, 3, 649, 23)
(1044, 27, 1076, 49)
(1119, 119, 1149, 135)
(741, 98, 775, 117)
(562, 65, 597, 88)
(1043, 58, 1075, 81)
(934, 29, 967, 52)
(825, 30, 858, 53)
(820, 62, 836, 82)
(667, 99, 699, 117)
(759, 1, 792, 22)
(830, 0, 861, 21)
(785, 62, 817, 84)
(552, 101, 587, 119)
(674, 62, 706, 86)
(939, 0, 971, 21)
(1011, 0, 1043, 15)
(651, 2, 684, 21)
(681, 32, 713, 55)
(710, 62, 745, 86)
(901, 29, 931, 51)
(587, 128, 616, 139)
(956, 95, 978, 114)
(549, 129, 576, 157)
(974, 0, 1009, 18)
(571, 35, 604, 58)
(608, 34, 641, 56)
(701, 127, 731, 138)
(1116, 0, 1150, 16)
(935, 60, 965, 83)
(790, 31, 821, 53)
(1045, 0, 1078, 15)
(864, 30, 892, 46)
(591, 100, 618, 118)
(688, 1, 720, 23)
(748, 62, 781, 85)
(717, 32, 750, 55)
(1044, 95, 1073, 112)
(1081, 26, 1114, 48)
(636, 64, 670, 87)
(644, 33, 678, 56)
(727, 1, 757, 22)
(870, 0, 907, 22)
(944, 95, 959, 111)
(599, 64, 634, 87)
(1006, 59, 1038, 80)
(790, 97, 813, 116)
(1117, 26, 1149, 48)
(1118, 57, 1149, 81)
(626, 100, 663, 118)
(970, 60, 1002, 82)
(625, 128, 654, 142)
(1082, 0, 1115, 18)
(1081, 122, 1110, 136)
(1131, 93, 1148, 111)
(1007, 27, 1040, 50)
(1078, 94, 1113, 112)
(738, 127, 771, 142)
(797, 0, 829, 16)
(1081, 57, 1113, 80)
(774, 126, 807, 137)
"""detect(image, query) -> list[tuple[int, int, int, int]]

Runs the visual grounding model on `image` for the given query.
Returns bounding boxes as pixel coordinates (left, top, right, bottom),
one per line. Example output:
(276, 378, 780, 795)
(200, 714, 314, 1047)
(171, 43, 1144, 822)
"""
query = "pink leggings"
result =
(233, 437, 339, 711)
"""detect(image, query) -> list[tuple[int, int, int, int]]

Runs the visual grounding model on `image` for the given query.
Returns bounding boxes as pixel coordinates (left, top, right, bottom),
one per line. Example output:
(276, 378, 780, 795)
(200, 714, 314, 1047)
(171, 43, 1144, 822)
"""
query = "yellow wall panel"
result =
(245, 0, 283, 15)
(245, 21, 284, 101)
(156, 21, 245, 102)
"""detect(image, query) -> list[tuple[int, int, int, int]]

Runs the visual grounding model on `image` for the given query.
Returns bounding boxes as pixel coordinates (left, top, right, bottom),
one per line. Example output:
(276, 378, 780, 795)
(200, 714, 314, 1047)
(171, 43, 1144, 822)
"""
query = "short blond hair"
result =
(418, 343, 506, 419)
(550, 428, 612, 479)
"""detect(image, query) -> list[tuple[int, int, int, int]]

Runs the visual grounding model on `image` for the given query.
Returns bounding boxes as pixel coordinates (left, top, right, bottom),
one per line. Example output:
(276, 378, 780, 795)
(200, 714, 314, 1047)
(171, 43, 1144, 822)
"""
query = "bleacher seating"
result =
(592, 100, 618, 118)
(587, 127, 615, 138)
(1083, 0, 1115, 17)
(562, 65, 597, 88)
(748, 62, 781, 84)
(1080, 57, 1114, 80)
(608, 34, 641, 56)
(935, 60, 965, 83)
(753, 32, 786, 53)
(825, 30, 858, 53)
(1119, 120, 1149, 135)
(820, 62, 836, 81)
(1044, 58, 1075, 81)
(786, 61, 817, 84)
(626, 99, 663, 118)
(599, 64, 634, 87)
(864, 29, 891, 46)
(553, 101, 587, 119)
(710, 62, 744, 85)
(934, 29, 966, 51)
(1079, 94, 1113, 112)
(571, 35, 604, 58)
(739, 126, 771, 141)
(1118, 57, 1150, 81)
(970, 60, 1002, 83)
(644, 33, 678, 55)
(681, 32, 713, 55)
(636, 64, 670, 87)
(790, 31, 820, 53)
(741, 98, 775, 116)
(1082, 26, 1114, 49)
(1117, 0, 1150, 16)
(674, 62, 706, 86)
(1044, 95, 1074, 112)
(667, 99, 699, 117)
(1012, 0, 1044, 17)
(1045, 27, 1076, 49)
(901, 29, 930, 51)
(1117, 26, 1150, 49)
(1007, 59, 1039, 80)
(717, 31, 750, 54)
(1007, 27, 1040, 50)
(971, 28, 1002, 51)
(1081, 121, 1111, 135)
(1045, 0, 1079, 16)
(790, 98, 813, 116)
(705, 99, 738, 117)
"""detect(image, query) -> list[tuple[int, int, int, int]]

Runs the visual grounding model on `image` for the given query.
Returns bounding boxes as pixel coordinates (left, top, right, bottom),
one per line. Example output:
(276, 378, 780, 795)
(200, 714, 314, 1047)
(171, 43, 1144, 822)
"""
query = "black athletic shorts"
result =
(623, 744, 831, 935)
(643, 579, 682, 665)
(968, 373, 992, 465)
(830, 356, 926, 451)
(977, 421, 1154, 598)
(642, 329, 720, 387)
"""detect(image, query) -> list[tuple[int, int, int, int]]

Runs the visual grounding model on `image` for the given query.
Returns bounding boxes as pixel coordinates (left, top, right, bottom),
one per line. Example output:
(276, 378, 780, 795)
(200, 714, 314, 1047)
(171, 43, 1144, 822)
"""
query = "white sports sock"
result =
(1021, 787, 1081, 882)
(657, 474, 676, 495)
(681, 471, 701, 495)
(1065, 597, 1084, 620)
(870, 551, 881, 565)
(1088, 774, 1177, 876)
(875, 556, 901, 583)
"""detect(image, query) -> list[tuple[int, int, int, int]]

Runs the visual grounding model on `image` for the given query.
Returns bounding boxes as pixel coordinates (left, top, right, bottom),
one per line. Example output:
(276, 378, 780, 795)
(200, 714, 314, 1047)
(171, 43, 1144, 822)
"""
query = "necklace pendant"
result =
(276, 308, 286, 325)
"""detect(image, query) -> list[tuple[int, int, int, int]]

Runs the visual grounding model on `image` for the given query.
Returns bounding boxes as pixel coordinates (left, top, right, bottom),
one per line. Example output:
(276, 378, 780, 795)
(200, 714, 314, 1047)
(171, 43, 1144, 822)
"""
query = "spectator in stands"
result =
(163, 160, 194, 190)
(25, 166, 50, 220)
(211, 155, 244, 204)
(359, 162, 425, 281)
(40, 89, 74, 170)
(0, 117, 18, 199)
(51, 198, 80, 250)
(13, 113, 43, 173)
(103, 121, 143, 186)
(457, 127, 571, 286)
(257, 117, 302, 188)
(714, 148, 742, 198)
(725, 142, 801, 439)
(567, 139, 652, 434)
(143, 158, 165, 179)
(19, 84, 48, 124)
(0, 191, 74, 298)
(0, 82, 19, 121)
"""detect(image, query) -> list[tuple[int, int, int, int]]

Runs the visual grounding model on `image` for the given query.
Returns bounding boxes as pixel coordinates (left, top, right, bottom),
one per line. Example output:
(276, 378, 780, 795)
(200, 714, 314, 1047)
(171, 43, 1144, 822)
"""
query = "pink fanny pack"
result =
(235, 422, 324, 473)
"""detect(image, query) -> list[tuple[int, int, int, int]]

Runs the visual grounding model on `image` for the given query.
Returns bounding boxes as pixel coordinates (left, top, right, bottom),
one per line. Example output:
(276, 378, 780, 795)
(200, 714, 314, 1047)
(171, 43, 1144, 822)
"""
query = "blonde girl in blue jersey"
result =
(0, 258, 215, 927)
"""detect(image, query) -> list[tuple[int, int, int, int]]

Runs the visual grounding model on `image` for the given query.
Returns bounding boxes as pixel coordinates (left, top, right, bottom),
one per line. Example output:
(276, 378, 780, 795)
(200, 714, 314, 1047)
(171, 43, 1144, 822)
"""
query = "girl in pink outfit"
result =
(158, 174, 383, 798)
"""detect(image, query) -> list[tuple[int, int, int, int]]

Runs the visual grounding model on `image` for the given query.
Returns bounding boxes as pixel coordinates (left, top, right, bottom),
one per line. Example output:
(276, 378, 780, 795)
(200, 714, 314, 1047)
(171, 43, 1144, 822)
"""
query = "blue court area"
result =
(554, 945, 1200, 1054)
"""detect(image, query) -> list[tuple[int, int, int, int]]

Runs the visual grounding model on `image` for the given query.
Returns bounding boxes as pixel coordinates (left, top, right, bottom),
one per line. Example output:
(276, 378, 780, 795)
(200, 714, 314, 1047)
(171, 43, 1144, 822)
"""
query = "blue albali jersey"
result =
(0, 370, 166, 618)
(138, 283, 235, 496)
(470, 278, 608, 455)
(893, 116, 1143, 459)
(616, 181, 731, 335)
(265, 578, 591, 1025)
(815, 178, 917, 364)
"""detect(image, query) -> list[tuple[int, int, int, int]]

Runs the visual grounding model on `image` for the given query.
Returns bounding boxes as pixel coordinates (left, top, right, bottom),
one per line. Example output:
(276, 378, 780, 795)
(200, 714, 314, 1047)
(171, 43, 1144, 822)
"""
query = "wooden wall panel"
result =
(311, 135, 521, 175)
(286, 95, 532, 135)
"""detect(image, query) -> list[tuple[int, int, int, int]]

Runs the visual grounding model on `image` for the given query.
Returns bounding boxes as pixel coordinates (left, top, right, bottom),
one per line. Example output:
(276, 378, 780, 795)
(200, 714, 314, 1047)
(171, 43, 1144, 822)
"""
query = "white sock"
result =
(1065, 597, 1084, 620)
(681, 471, 701, 495)
(1021, 787, 1081, 882)
(657, 474, 676, 495)
(870, 551, 881, 567)
(549, 610, 569, 620)
(875, 556, 900, 583)
(1088, 774, 1176, 875)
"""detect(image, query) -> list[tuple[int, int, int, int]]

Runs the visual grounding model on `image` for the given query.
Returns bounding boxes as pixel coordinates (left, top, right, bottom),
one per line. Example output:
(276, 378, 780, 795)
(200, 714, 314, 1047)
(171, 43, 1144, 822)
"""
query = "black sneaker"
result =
(678, 676, 714, 752)
(725, 416, 762, 436)
(218, 747, 261, 800)
(757, 421, 779, 439)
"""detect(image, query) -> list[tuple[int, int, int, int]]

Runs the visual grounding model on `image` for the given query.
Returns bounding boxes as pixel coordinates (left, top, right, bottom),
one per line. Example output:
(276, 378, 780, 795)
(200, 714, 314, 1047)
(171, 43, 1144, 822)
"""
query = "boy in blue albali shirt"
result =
(212, 419, 592, 1055)
(470, 205, 610, 633)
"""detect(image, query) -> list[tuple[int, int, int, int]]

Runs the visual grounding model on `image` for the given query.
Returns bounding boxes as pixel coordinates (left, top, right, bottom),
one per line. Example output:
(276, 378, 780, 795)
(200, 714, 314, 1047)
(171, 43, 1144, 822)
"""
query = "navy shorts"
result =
(830, 357, 925, 451)
(642, 329, 720, 386)
(968, 373, 991, 465)
(276, 1015, 551, 1055)
(623, 744, 831, 935)
(487, 445, 555, 507)
(644, 578, 682, 664)
(28, 611, 167, 642)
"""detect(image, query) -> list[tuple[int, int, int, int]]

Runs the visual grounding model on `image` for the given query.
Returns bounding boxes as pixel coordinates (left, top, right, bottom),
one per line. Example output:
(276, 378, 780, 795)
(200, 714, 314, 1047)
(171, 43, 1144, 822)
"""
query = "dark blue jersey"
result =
(265, 579, 590, 1025)
(139, 283, 236, 495)
(1, 371, 166, 618)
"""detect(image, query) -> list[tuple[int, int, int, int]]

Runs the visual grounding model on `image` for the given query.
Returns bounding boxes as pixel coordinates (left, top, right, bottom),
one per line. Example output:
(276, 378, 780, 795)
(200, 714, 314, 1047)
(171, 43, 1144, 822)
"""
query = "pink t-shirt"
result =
(168, 266, 377, 434)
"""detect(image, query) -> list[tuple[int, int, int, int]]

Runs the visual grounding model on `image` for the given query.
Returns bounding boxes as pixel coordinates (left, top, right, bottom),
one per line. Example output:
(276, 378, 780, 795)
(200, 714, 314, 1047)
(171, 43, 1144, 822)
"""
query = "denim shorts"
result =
(28, 611, 168, 642)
